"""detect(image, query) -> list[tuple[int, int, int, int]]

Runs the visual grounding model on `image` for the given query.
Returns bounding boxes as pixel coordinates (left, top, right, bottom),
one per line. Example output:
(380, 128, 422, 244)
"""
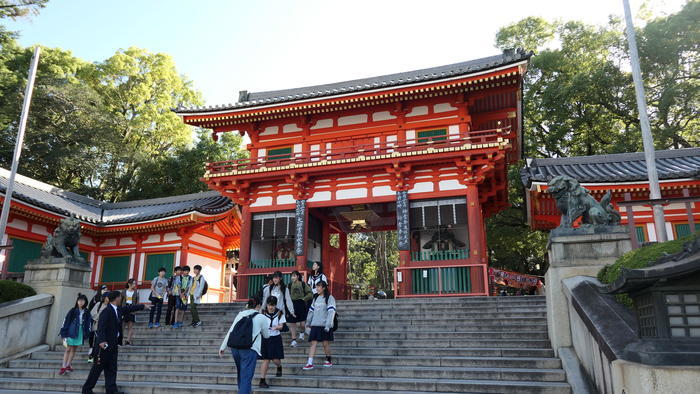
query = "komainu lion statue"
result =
(547, 175, 621, 228)
(40, 216, 87, 264)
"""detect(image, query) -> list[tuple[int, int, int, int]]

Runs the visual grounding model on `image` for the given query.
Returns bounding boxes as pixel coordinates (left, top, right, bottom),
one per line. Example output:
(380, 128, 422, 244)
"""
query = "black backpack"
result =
(227, 312, 259, 349)
(200, 278, 208, 295)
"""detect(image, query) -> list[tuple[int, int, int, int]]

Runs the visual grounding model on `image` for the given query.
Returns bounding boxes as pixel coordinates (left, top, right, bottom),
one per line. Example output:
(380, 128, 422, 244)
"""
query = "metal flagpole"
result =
(0, 46, 41, 280)
(622, 0, 667, 242)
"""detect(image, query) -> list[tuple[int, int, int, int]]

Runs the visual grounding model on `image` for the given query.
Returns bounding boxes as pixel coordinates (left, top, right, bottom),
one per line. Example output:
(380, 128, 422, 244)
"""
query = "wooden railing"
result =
(206, 126, 512, 175)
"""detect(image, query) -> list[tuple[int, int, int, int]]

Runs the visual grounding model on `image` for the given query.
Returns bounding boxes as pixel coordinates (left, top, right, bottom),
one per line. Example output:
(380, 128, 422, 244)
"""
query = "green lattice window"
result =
(635, 226, 647, 243)
(143, 253, 174, 281)
(411, 267, 471, 294)
(6, 238, 42, 273)
(101, 255, 130, 284)
(417, 128, 447, 143)
(268, 147, 292, 160)
(674, 223, 692, 239)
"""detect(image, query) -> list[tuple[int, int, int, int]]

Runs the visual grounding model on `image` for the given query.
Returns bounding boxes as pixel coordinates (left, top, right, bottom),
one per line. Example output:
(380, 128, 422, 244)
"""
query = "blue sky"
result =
(3, 0, 686, 106)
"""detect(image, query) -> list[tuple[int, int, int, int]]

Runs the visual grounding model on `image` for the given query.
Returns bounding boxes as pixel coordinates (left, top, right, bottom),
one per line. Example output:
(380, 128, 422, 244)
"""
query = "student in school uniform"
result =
(164, 266, 182, 327)
(287, 270, 312, 347)
(307, 262, 328, 295)
(120, 279, 139, 345)
(174, 266, 192, 328)
(59, 294, 91, 375)
(303, 280, 336, 370)
(261, 271, 295, 322)
(148, 267, 168, 328)
(87, 292, 109, 363)
(258, 296, 286, 388)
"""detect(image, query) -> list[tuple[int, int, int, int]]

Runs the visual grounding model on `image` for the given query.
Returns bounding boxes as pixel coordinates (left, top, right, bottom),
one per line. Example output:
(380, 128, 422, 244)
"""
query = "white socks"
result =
(307, 357, 313, 365)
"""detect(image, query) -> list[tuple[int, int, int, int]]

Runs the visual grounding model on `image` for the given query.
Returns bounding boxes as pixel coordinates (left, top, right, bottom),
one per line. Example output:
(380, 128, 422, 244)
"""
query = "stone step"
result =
(2, 361, 566, 381)
(26, 352, 562, 368)
(22, 344, 555, 358)
(129, 323, 549, 333)
(118, 329, 550, 340)
(166, 304, 547, 313)
(0, 374, 570, 393)
(155, 311, 548, 320)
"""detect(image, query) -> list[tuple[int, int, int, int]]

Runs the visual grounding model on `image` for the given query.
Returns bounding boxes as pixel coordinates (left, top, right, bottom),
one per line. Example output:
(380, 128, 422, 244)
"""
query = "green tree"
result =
(84, 47, 202, 201)
(0, 0, 48, 20)
(125, 128, 247, 200)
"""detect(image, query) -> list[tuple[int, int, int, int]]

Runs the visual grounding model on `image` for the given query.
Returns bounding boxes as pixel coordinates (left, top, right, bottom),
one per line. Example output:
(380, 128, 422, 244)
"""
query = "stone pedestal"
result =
(546, 230, 631, 355)
(23, 261, 92, 346)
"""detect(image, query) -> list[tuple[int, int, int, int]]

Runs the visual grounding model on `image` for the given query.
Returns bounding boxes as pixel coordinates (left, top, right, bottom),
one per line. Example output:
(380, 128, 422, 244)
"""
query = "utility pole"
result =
(622, 0, 667, 242)
(0, 46, 41, 280)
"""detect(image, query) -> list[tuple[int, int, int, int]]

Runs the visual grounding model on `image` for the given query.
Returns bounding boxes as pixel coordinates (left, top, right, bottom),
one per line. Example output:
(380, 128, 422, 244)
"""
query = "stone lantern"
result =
(606, 236, 700, 365)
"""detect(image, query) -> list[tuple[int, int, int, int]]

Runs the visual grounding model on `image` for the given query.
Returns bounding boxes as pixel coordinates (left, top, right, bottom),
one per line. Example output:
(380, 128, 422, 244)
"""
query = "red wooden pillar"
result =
(466, 183, 488, 294)
(238, 205, 252, 300)
(338, 232, 348, 299)
(131, 234, 145, 284)
(321, 217, 332, 290)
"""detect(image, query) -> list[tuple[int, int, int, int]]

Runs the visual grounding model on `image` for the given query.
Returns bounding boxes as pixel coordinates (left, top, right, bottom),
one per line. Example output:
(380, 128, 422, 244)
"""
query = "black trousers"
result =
(149, 297, 164, 323)
(82, 347, 118, 394)
(164, 295, 177, 325)
(87, 332, 96, 356)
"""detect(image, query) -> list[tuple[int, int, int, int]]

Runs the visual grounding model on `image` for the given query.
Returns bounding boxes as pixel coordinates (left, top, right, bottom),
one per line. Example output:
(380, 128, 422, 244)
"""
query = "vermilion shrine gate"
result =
(176, 50, 532, 300)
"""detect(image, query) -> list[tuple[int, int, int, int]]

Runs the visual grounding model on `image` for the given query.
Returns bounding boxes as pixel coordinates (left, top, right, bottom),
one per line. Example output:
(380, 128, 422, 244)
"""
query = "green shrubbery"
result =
(0, 280, 37, 304)
(598, 231, 699, 308)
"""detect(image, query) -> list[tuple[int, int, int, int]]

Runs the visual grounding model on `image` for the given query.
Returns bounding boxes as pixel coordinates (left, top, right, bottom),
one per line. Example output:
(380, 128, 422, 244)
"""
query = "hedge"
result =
(597, 231, 699, 308)
(0, 280, 37, 304)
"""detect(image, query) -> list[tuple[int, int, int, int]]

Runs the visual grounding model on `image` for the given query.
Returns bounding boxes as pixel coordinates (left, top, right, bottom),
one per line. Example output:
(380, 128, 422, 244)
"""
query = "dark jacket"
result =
(59, 307, 91, 340)
(96, 303, 145, 348)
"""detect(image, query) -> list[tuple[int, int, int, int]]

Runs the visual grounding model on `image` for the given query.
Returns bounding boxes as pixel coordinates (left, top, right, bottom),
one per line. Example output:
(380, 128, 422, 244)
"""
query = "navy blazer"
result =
(59, 307, 91, 340)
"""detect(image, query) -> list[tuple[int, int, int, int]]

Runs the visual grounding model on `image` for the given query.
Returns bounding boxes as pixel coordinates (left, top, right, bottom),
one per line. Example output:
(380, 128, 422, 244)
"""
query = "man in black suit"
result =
(82, 291, 147, 394)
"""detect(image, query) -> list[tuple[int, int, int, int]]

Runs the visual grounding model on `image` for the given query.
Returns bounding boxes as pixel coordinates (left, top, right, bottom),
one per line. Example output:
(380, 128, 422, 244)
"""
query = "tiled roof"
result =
(0, 168, 233, 225)
(176, 49, 532, 114)
(521, 148, 700, 187)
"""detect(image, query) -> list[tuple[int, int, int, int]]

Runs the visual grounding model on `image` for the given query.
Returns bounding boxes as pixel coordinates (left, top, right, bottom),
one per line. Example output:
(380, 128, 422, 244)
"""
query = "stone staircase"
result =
(0, 296, 571, 393)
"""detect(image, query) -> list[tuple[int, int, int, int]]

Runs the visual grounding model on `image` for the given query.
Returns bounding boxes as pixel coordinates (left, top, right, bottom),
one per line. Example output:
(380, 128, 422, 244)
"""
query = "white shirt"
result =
(220, 309, 270, 356)
(110, 303, 119, 320)
(125, 289, 134, 304)
(263, 310, 286, 337)
(308, 273, 328, 294)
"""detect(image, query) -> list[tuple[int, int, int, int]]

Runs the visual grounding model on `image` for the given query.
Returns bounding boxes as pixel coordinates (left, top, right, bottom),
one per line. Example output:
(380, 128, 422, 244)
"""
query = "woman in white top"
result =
(261, 271, 295, 319)
(307, 262, 328, 295)
(257, 296, 286, 389)
(120, 278, 139, 346)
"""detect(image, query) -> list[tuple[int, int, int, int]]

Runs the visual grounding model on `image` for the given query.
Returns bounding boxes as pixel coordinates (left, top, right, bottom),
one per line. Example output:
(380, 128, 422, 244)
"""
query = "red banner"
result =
(488, 267, 542, 289)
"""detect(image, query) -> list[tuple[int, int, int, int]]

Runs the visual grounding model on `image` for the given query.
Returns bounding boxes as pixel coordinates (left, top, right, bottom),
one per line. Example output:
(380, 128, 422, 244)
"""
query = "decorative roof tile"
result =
(521, 148, 700, 187)
(0, 168, 233, 225)
(176, 49, 532, 114)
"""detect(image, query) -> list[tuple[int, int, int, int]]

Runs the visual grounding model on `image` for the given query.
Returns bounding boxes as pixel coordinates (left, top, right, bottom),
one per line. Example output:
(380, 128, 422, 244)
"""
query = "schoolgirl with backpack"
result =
(303, 280, 338, 370)
(261, 271, 295, 322)
(257, 296, 286, 388)
(219, 297, 270, 394)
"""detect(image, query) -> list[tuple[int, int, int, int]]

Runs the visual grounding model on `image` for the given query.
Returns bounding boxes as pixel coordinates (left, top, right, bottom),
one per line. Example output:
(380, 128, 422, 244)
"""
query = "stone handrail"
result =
(0, 294, 53, 363)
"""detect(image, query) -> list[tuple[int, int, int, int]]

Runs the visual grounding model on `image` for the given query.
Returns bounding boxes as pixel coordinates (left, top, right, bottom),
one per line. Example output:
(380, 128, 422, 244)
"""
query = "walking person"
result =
(303, 281, 336, 370)
(174, 266, 192, 328)
(189, 264, 207, 327)
(148, 267, 168, 328)
(87, 292, 109, 363)
(261, 271, 295, 331)
(219, 298, 269, 394)
(88, 285, 108, 312)
(307, 262, 328, 294)
(258, 296, 286, 388)
(288, 270, 312, 347)
(164, 266, 182, 327)
(82, 291, 147, 394)
(59, 293, 91, 375)
(120, 279, 139, 345)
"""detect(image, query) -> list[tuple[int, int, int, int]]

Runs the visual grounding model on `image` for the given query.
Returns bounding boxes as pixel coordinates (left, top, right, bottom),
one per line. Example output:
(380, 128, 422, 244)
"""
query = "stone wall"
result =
(0, 294, 53, 361)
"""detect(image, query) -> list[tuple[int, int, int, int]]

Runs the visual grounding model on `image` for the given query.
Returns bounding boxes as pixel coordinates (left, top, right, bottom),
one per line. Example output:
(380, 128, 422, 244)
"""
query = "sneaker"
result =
(290, 340, 298, 347)
(193, 321, 202, 328)
(125, 341, 131, 346)
(259, 379, 269, 388)
(148, 322, 153, 329)
(302, 364, 314, 370)
(58, 367, 67, 376)
(87, 357, 93, 364)
(299, 333, 304, 340)
(66, 365, 74, 372)
(154, 323, 161, 328)
(323, 360, 333, 367)
(276, 366, 283, 377)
